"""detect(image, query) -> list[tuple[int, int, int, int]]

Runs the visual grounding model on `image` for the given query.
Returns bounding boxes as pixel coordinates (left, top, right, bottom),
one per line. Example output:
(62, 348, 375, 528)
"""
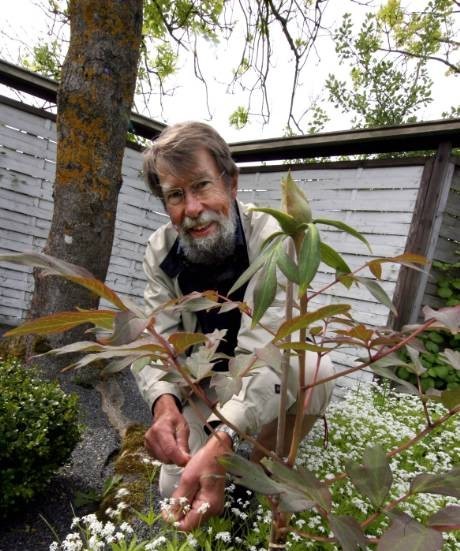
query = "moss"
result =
(98, 423, 160, 519)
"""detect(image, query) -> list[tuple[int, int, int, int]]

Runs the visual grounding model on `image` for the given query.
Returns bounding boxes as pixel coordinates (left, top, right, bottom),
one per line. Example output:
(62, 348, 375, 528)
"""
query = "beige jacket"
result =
(132, 201, 334, 434)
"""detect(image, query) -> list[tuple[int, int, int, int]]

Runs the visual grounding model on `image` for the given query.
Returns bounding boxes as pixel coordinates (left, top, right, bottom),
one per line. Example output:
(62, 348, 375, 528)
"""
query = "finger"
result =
(175, 422, 191, 457)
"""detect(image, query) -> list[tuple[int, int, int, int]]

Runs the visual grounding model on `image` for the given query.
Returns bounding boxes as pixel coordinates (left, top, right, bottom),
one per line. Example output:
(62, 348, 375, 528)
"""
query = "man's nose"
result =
(183, 190, 203, 218)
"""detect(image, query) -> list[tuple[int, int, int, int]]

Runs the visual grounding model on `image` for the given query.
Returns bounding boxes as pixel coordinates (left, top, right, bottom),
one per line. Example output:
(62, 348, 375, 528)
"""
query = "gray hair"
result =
(143, 121, 238, 198)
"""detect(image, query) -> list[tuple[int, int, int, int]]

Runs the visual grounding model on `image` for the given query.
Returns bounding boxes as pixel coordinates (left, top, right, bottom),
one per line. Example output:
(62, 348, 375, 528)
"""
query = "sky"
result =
(1, 0, 459, 142)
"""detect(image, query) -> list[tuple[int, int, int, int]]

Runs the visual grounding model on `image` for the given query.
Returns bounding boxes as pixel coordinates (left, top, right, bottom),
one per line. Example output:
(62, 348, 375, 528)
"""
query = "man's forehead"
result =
(159, 167, 214, 190)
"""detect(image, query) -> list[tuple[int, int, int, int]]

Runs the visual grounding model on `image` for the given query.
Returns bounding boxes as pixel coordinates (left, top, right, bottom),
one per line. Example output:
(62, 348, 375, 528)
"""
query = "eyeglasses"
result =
(162, 171, 226, 207)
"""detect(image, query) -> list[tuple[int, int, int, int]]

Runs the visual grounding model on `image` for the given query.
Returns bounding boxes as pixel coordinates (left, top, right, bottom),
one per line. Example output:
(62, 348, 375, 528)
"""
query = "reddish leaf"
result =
(410, 467, 460, 498)
(423, 305, 460, 333)
(368, 260, 383, 280)
(346, 445, 393, 508)
(276, 304, 351, 340)
(377, 510, 443, 551)
(329, 515, 368, 551)
(427, 505, 460, 531)
(168, 332, 207, 354)
(5, 310, 116, 337)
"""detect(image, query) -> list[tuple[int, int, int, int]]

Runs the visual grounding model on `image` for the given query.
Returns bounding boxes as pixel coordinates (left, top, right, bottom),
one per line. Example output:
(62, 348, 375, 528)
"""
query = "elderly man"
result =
(133, 121, 335, 531)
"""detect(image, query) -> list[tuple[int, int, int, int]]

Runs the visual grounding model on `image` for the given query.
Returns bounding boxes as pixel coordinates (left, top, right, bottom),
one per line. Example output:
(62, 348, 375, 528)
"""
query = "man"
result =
(133, 121, 335, 531)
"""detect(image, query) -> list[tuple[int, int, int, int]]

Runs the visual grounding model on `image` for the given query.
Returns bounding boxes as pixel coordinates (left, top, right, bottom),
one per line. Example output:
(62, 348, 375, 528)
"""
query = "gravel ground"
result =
(0, 347, 153, 551)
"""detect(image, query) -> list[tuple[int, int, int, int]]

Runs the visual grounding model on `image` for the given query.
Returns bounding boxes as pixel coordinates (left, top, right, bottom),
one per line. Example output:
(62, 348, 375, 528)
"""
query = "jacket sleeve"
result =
(131, 227, 184, 412)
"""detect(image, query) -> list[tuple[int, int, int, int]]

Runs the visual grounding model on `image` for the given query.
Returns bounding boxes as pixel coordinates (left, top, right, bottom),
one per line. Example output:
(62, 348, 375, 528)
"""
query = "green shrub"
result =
(0, 357, 81, 517)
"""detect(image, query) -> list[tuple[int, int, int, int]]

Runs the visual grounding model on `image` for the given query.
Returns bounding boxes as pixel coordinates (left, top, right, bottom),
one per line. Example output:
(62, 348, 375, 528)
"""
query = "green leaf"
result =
(410, 467, 460, 499)
(228, 235, 282, 296)
(276, 304, 351, 340)
(427, 505, 460, 531)
(320, 241, 351, 275)
(277, 248, 299, 284)
(4, 310, 116, 337)
(377, 510, 443, 551)
(298, 223, 321, 296)
(345, 445, 392, 508)
(168, 332, 207, 354)
(262, 458, 332, 512)
(251, 249, 278, 327)
(102, 355, 140, 376)
(314, 218, 371, 252)
(329, 515, 368, 551)
(251, 207, 300, 235)
(354, 276, 397, 315)
(218, 453, 281, 495)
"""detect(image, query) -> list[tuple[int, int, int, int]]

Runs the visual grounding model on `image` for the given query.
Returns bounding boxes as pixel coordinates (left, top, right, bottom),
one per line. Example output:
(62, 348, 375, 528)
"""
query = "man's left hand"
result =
(165, 433, 232, 531)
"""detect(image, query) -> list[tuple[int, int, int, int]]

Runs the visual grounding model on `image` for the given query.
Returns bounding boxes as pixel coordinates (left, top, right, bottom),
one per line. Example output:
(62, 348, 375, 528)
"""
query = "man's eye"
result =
(193, 180, 212, 192)
(166, 190, 183, 202)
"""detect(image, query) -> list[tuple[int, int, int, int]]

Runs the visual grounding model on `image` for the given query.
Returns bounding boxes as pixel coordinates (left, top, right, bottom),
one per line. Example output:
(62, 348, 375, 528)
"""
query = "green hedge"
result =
(0, 357, 81, 517)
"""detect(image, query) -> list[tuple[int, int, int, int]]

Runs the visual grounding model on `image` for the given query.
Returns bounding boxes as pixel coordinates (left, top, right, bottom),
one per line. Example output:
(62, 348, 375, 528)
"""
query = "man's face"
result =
(160, 149, 238, 264)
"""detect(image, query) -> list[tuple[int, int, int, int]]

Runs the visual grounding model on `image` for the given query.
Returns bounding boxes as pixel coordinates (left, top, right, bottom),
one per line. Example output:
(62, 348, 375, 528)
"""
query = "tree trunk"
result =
(28, 0, 143, 354)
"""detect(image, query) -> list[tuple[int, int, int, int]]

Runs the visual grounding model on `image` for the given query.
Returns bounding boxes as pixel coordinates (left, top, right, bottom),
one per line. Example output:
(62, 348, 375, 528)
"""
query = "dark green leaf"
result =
(345, 445, 392, 508)
(251, 249, 278, 327)
(298, 223, 320, 296)
(329, 515, 368, 551)
(314, 218, 371, 252)
(228, 235, 282, 295)
(355, 276, 397, 315)
(103, 311, 150, 346)
(377, 510, 443, 551)
(320, 241, 351, 275)
(277, 248, 299, 284)
(410, 467, 460, 498)
(251, 207, 300, 235)
(440, 388, 460, 409)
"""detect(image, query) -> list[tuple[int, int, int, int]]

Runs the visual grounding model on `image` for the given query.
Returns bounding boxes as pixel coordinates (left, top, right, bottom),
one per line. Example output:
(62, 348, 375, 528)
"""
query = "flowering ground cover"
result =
(49, 382, 459, 550)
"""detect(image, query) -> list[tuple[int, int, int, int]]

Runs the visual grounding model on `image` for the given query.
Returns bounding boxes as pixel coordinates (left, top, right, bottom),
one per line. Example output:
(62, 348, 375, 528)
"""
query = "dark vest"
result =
(159, 203, 250, 370)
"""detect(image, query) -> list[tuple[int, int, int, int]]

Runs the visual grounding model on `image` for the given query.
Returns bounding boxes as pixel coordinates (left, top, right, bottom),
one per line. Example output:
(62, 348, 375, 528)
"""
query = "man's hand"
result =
(144, 394, 191, 467)
(166, 433, 232, 531)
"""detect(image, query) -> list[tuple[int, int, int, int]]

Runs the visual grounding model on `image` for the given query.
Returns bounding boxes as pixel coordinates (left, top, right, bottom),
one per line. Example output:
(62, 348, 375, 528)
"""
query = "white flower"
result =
(187, 534, 199, 548)
(215, 531, 231, 543)
(115, 487, 130, 499)
(119, 522, 133, 534)
(49, 543, 59, 551)
(197, 501, 211, 514)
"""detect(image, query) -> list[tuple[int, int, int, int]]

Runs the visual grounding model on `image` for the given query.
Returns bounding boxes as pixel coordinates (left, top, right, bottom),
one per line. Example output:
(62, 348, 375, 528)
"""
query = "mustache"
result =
(180, 210, 223, 231)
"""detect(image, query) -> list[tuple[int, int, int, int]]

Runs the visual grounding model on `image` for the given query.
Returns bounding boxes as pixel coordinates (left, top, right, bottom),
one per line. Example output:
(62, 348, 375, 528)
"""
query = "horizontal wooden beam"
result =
(0, 58, 166, 139)
(230, 120, 460, 161)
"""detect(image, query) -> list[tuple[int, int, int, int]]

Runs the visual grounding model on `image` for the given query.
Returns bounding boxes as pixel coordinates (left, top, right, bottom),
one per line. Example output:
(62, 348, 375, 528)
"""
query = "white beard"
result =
(177, 202, 237, 265)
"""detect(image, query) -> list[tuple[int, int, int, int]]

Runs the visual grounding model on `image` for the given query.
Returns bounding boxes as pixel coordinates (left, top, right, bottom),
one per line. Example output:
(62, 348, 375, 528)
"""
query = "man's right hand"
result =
(144, 394, 191, 467)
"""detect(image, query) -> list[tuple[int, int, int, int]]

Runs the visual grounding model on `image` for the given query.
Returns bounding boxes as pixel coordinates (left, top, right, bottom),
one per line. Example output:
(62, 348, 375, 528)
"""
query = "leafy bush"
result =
(0, 357, 81, 517)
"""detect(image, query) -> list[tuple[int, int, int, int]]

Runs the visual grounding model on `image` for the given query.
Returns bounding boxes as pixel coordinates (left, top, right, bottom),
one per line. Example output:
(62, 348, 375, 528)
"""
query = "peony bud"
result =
(281, 172, 312, 224)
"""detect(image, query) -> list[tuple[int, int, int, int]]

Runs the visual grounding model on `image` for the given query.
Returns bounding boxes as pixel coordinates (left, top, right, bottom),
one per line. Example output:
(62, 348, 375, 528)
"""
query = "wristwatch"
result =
(215, 423, 241, 451)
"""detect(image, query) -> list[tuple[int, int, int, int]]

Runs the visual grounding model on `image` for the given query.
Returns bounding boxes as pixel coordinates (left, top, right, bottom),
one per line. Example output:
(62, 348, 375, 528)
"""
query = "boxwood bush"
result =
(0, 356, 81, 517)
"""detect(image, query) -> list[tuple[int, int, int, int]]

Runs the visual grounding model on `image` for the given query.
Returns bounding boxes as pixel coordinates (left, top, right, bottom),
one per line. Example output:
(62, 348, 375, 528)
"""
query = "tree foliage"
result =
(325, 0, 459, 129)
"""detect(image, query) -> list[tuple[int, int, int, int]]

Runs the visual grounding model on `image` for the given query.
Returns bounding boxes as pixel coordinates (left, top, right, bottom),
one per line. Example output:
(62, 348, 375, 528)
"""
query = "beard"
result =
(177, 202, 237, 265)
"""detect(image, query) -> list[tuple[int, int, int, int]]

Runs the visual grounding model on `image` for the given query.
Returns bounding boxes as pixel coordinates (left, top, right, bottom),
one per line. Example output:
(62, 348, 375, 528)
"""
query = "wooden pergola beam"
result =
(0, 58, 166, 139)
